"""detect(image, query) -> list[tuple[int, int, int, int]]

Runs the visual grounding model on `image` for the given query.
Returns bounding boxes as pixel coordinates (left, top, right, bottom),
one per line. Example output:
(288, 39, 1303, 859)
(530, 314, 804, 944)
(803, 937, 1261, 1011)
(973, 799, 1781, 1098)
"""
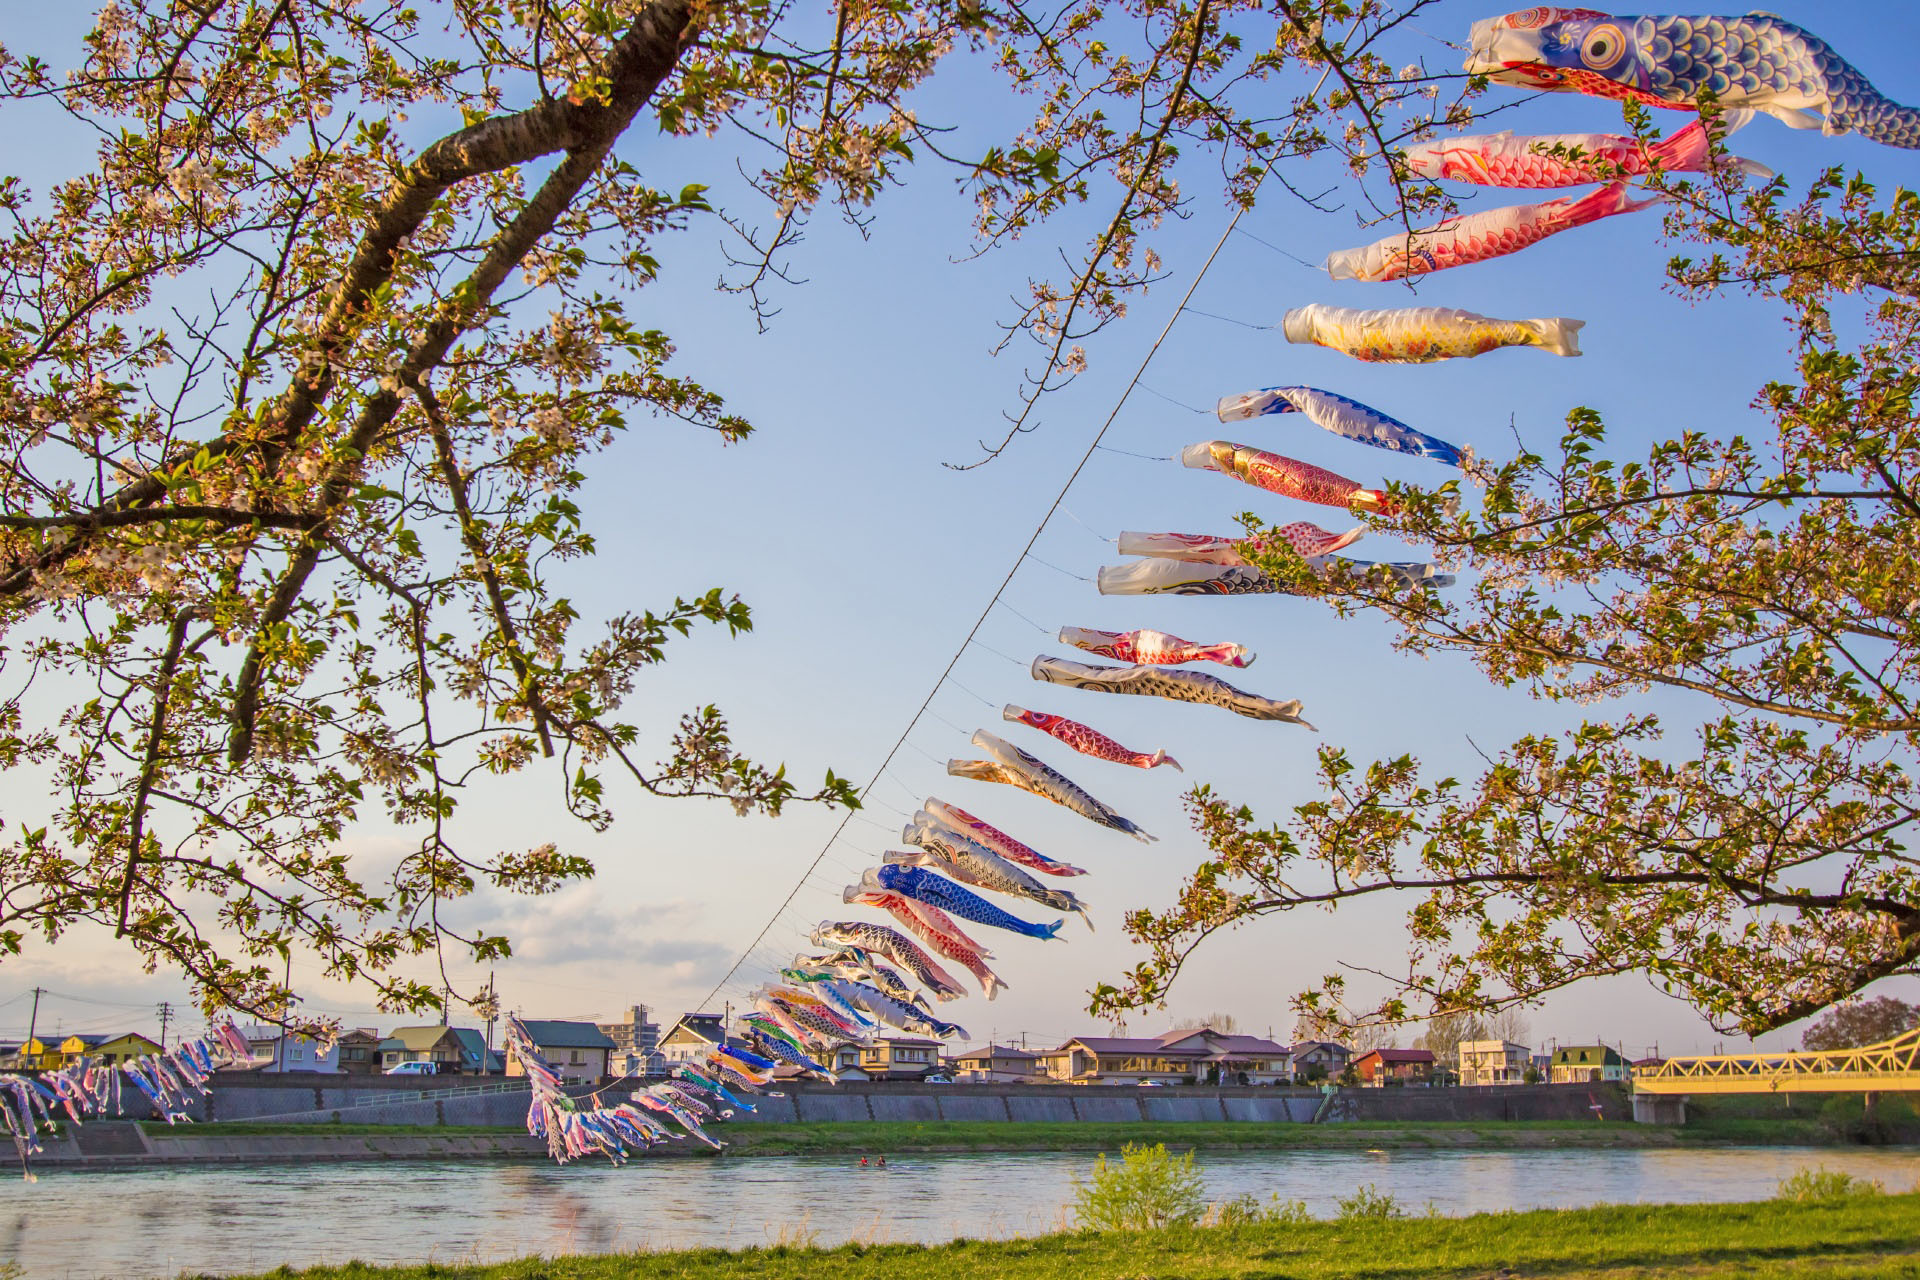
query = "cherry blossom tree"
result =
(0, 0, 1461, 1033)
(1098, 111, 1920, 1039)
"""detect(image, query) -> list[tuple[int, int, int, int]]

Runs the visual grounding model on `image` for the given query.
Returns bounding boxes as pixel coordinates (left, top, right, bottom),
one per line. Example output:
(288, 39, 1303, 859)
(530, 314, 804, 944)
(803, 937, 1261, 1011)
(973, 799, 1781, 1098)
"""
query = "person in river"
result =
(859, 1156, 869, 1167)
(877, 1155, 887, 1169)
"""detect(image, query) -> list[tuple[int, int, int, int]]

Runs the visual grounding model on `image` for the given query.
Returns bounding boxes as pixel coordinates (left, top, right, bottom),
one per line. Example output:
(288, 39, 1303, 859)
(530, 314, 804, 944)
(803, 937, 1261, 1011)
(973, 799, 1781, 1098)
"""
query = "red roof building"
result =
(1353, 1047, 1436, 1087)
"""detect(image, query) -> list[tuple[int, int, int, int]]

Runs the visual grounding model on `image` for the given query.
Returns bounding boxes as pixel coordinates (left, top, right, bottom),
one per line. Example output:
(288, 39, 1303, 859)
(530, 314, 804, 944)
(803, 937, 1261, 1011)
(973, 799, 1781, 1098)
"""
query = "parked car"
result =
(384, 1060, 439, 1076)
(924, 1073, 955, 1084)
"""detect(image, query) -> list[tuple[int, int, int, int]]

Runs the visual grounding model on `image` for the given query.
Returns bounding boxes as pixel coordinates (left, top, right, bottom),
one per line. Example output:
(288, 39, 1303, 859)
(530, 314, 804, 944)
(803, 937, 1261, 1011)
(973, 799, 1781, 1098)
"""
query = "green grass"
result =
(208, 1193, 1920, 1279)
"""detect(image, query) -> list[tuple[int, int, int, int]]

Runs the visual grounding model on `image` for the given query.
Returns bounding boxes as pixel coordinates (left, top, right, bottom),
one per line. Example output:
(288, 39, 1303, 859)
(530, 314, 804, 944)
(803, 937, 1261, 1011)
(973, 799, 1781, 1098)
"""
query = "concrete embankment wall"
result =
(30, 1084, 1633, 1168)
(32, 1123, 547, 1169)
(207, 1078, 1624, 1129)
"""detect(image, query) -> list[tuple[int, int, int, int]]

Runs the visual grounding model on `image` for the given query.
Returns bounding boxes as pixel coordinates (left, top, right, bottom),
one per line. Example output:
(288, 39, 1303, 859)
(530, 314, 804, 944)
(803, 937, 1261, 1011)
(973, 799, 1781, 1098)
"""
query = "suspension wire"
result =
(1059, 505, 1118, 543)
(1137, 382, 1212, 414)
(1230, 224, 1323, 272)
(1093, 443, 1176, 462)
(946, 678, 999, 708)
(695, 167, 1278, 1016)
(993, 598, 1052, 636)
(1025, 553, 1094, 582)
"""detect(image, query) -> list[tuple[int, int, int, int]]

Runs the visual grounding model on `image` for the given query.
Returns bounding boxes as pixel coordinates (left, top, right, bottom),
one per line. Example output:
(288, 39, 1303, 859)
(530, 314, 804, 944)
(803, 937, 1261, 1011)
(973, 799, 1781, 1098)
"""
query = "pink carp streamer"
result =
(1117, 525, 1363, 566)
(1058, 624, 1255, 668)
(923, 798, 1087, 877)
(1402, 115, 1768, 187)
(847, 888, 1008, 999)
(1326, 182, 1662, 282)
(1182, 440, 1390, 513)
(1004, 704, 1182, 771)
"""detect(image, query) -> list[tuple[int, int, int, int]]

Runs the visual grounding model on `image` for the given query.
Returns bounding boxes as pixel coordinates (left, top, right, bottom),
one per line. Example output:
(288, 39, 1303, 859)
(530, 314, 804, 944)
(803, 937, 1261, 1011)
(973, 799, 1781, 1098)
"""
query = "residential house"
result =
(659, 1013, 728, 1065)
(1354, 1048, 1435, 1087)
(509, 1020, 615, 1083)
(378, 1025, 466, 1073)
(0, 1042, 21, 1070)
(1038, 1027, 1291, 1085)
(447, 1027, 498, 1074)
(1289, 1041, 1352, 1083)
(827, 1044, 870, 1080)
(1631, 1055, 1667, 1079)
(241, 1025, 341, 1073)
(598, 1005, 663, 1078)
(1550, 1044, 1628, 1084)
(18, 1037, 65, 1070)
(59, 1032, 164, 1067)
(952, 1043, 1041, 1083)
(1458, 1039, 1533, 1086)
(335, 1028, 383, 1075)
(853, 1035, 942, 1081)
(1160, 1028, 1291, 1085)
(96, 1031, 164, 1065)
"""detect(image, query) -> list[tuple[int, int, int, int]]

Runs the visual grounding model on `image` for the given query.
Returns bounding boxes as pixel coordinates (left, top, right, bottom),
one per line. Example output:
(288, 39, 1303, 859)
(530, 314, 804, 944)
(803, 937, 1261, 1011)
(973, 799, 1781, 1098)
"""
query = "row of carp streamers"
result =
(358, 12, 1920, 1170)
(725, 8, 1920, 1130)
(0, 1022, 253, 1179)
(503, 1013, 781, 1161)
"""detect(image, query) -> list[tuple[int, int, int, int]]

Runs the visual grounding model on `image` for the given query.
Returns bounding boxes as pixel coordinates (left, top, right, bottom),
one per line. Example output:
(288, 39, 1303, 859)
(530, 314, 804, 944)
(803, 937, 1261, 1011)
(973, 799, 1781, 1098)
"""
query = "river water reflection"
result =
(4, 1145, 1918, 1279)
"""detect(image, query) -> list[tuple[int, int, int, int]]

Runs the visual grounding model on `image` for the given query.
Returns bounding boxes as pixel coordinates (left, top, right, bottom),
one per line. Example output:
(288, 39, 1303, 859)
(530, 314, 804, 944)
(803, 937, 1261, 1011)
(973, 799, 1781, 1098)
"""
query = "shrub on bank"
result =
(1775, 1167, 1886, 1203)
(1072, 1142, 1207, 1230)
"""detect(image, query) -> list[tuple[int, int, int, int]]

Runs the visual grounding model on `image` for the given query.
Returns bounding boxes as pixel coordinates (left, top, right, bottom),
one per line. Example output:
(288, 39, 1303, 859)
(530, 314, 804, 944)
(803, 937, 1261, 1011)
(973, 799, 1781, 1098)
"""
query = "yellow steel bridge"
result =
(1633, 1028, 1920, 1095)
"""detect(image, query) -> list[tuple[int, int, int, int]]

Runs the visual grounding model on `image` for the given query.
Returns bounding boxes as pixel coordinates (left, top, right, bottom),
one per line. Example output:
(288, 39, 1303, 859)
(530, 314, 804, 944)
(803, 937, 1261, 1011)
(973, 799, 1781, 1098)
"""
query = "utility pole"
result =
(482, 970, 497, 1069)
(156, 1001, 174, 1050)
(24, 987, 44, 1066)
(723, 1001, 732, 1046)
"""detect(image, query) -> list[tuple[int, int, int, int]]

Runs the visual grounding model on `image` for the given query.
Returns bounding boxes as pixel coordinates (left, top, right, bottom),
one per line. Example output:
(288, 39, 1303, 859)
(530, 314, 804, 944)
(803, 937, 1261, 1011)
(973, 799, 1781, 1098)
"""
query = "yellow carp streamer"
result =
(1282, 302, 1583, 363)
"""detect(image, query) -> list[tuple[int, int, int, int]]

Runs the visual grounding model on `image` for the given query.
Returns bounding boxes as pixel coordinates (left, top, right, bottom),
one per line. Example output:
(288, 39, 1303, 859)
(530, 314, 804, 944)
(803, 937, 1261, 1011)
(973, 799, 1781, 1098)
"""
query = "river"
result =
(4, 1146, 1918, 1279)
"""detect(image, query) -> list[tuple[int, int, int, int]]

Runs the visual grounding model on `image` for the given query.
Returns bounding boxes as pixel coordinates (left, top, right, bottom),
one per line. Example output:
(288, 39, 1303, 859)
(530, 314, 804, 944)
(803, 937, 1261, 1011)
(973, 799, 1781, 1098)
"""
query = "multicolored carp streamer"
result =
(1096, 560, 1284, 597)
(737, 1016, 836, 1078)
(844, 890, 1010, 999)
(1032, 654, 1315, 728)
(1, 1022, 251, 1178)
(826, 975, 968, 1040)
(1058, 623, 1257, 668)
(948, 729, 1155, 842)
(1326, 182, 1662, 282)
(1464, 10, 1920, 149)
(1283, 302, 1584, 362)
(504, 1015, 760, 1163)
(1097, 557, 1454, 596)
(1182, 440, 1391, 513)
(922, 798, 1087, 878)
(845, 884, 995, 959)
(1004, 703, 1181, 771)
(863, 865, 1064, 942)
(1401, 115, 1767, 186)
(808, 944, 932, 1006)
(1215, 384, 1464, 466)
(811, 920, 970, 1002)
(895, 817, 1093, 927)
(1116, 527, 1362, 566)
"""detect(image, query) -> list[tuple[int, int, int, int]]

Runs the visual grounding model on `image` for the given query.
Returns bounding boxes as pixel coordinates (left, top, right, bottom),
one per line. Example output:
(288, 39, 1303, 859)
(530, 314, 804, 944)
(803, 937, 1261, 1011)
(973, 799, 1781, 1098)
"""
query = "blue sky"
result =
(4, 2, 1918, 1059)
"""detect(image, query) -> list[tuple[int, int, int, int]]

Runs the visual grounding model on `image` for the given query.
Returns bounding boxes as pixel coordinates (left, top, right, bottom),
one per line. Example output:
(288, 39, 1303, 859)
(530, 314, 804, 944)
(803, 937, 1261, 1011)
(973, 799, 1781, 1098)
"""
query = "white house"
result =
(1458, 1039, 1533, 1085)
(241, 1025, 341, 1073)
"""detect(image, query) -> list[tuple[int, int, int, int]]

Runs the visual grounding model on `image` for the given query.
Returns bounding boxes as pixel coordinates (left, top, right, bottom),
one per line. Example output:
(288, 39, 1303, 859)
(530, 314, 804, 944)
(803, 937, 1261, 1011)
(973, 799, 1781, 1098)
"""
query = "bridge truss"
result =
(1633, 1028, 1920, 1095)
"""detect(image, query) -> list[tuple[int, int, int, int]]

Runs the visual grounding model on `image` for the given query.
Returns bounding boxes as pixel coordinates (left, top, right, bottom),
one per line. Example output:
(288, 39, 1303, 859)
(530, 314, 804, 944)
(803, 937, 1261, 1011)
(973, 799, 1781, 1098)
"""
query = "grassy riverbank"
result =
(213, 1193, 1920, 1279)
